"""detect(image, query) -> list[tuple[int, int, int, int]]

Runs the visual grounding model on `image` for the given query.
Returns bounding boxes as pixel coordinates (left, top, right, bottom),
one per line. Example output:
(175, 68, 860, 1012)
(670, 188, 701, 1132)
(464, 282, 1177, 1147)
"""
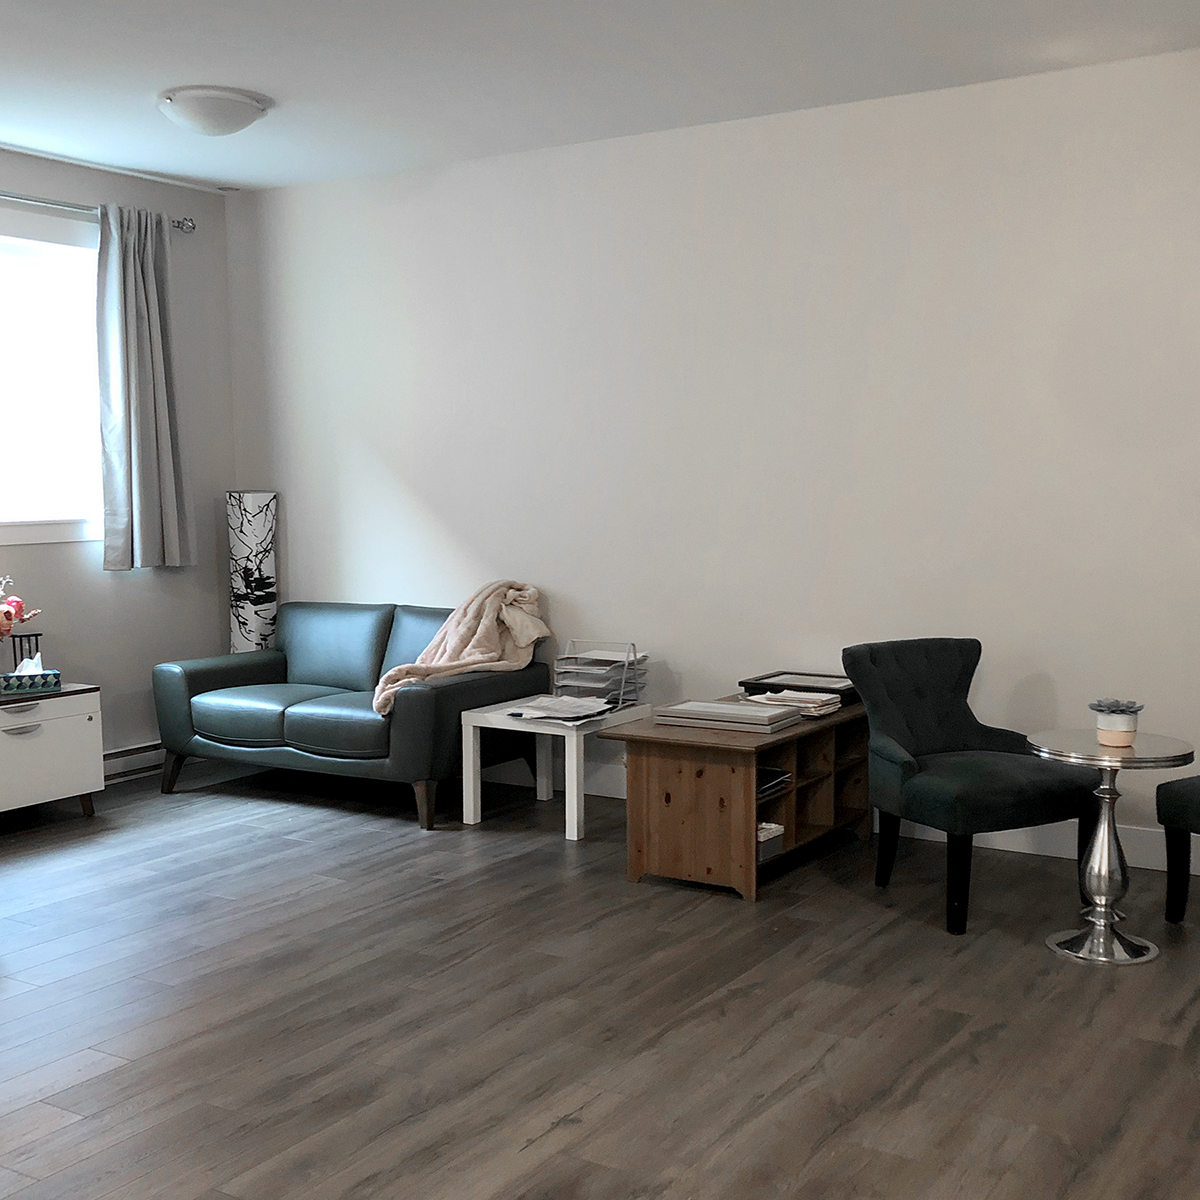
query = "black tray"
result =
(738, 670, 859, 706)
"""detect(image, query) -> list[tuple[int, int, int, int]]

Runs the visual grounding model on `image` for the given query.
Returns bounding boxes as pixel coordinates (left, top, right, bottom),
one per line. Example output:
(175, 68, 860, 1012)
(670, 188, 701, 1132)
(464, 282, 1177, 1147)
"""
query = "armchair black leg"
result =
(161, 751, 187, 795)
(875, 811, 901, 888)
(946, 834, 973, 935)
(414, 780, 436, 831)
(1165, 827, 1191, 924)
(1077, 800, 1100, 908)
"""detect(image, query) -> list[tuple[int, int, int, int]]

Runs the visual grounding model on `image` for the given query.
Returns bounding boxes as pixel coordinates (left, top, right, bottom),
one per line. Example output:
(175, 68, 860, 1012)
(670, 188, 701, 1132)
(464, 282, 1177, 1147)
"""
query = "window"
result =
(0, 202, 101, 545)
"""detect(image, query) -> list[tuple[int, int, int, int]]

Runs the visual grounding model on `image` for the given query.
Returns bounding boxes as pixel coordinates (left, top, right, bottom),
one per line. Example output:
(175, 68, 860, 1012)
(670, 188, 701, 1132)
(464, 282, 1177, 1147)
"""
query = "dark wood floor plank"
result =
(0, 1050, 127, 1122)
(0, 1103, 237, 1200)
(0, 1167, 35, 1199)
(0, 1105, 81, 1162)
(0, 1091, 214, 1180)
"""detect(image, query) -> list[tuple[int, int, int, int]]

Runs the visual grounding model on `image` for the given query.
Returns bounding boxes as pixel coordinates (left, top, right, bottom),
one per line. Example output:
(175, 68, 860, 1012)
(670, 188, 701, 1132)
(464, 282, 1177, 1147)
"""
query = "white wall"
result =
(0, 149, 236, 756)
(227, 49, 1200, 833)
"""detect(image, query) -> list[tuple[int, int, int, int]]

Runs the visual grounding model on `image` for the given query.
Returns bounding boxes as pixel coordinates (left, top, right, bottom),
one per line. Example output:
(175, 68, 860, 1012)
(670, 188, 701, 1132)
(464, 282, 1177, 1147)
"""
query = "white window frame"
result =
(0, 519, 100, 547)
(0, 200, 103, 548)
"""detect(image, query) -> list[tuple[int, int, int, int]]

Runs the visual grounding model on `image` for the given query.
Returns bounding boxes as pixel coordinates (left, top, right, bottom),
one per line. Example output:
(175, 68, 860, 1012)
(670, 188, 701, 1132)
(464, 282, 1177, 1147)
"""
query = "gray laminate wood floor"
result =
(0, 766, 1195, 1200)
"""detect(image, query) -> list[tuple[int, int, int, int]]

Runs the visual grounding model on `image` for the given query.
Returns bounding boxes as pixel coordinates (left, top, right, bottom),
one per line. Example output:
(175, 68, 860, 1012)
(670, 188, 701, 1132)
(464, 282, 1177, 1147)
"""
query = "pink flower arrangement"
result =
(0, 576, 40, 640)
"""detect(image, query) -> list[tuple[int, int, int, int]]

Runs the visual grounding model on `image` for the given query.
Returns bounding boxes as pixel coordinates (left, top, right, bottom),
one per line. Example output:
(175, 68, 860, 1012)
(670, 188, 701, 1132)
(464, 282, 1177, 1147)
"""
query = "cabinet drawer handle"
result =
(3, 703, 39, 715)
(2, 724, 41, 736)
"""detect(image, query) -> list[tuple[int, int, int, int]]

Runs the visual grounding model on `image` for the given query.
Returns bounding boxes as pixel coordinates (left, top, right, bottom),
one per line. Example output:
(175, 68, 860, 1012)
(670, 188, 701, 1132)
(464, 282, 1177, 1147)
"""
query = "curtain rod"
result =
(0, 189, 196, 232)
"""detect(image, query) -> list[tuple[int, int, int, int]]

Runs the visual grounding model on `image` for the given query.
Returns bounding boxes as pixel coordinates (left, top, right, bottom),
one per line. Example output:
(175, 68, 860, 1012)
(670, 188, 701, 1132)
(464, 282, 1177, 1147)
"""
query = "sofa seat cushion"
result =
(904, 751, 1098, 837)
(191, 684, 348, 747)
(283, 692, 390, 760)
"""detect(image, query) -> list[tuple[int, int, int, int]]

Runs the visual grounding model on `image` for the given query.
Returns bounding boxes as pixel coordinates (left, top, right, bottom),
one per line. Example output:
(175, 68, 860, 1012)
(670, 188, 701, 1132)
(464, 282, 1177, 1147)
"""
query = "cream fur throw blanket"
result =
(372, 580, 551, 715)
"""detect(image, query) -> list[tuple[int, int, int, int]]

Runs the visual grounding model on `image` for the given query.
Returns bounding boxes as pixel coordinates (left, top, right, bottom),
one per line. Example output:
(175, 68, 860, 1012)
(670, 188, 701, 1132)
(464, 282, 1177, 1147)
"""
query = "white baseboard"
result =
(579, 760, 628, 800)
(899, 819, 1187, 875)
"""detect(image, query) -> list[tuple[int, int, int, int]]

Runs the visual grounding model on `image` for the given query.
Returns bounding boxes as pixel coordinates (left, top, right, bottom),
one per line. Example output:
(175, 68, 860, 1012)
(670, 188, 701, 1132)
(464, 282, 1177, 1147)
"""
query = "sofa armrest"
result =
(152, 651, 288, 753)
(421, 660, 551, 703)
(380, 662, 552, 784)
(425, 662, 552, 779)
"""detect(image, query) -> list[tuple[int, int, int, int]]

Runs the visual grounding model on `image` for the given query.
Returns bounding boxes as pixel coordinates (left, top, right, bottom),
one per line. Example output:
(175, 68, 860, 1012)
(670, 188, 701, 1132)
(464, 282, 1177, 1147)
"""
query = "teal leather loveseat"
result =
(152, 601, 550, 828)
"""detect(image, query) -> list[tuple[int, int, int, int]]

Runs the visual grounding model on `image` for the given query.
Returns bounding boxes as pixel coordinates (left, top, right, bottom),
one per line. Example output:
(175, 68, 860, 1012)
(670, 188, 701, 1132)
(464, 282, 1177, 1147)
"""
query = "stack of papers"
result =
(506, 695, 614, 723)
(746, 690, 841, 717)
(656, 699, 807, 733)
(756, 766, 792, 802)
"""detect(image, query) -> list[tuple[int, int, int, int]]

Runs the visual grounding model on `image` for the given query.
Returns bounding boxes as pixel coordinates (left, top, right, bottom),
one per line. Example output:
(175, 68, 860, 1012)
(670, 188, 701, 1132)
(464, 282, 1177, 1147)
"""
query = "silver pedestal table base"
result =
(1029, 730, 1194, 967)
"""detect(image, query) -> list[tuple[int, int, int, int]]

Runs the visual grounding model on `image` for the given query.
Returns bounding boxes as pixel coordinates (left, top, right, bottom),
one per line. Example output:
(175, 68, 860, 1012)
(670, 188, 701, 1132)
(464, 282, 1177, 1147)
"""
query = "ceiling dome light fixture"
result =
(157, 86, 274, 136)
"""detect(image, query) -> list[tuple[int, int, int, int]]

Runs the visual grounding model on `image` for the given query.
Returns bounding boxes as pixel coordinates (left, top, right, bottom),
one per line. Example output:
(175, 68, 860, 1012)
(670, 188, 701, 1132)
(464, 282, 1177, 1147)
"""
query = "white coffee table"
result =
(462, 700, 652, 840)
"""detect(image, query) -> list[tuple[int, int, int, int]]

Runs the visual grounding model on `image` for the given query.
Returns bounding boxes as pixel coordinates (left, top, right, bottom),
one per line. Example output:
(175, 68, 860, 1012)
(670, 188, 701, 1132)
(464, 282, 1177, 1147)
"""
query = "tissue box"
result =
(756, 820, 785, 863)
(1, 669, 61, 695)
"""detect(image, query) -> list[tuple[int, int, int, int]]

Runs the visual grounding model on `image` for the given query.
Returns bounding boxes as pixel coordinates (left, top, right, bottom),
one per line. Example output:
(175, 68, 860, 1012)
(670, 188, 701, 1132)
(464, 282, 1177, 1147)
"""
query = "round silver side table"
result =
(1028, 729, 1194, 966)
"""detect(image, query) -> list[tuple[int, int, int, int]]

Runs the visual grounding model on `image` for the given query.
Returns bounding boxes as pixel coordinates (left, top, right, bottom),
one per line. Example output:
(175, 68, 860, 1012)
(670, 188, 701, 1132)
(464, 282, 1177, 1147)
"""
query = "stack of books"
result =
(555, 646, 647, 708)
(746, 690, 841, 717)
(655, 699, 808, 733)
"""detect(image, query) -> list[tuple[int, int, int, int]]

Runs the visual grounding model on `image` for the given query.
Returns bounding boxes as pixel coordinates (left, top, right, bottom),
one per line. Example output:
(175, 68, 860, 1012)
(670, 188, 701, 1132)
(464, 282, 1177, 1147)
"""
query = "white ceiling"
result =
(3, 1, 1199, 191)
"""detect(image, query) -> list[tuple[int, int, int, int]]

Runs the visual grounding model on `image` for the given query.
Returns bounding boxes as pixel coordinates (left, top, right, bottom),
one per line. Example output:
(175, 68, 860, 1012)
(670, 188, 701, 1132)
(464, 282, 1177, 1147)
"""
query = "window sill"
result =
(0, 519, 102, 547)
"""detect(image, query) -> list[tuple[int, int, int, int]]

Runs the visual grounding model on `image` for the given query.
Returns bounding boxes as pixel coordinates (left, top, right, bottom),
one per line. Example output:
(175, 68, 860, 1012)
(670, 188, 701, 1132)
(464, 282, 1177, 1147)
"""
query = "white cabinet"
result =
(0, 685, 103, 815)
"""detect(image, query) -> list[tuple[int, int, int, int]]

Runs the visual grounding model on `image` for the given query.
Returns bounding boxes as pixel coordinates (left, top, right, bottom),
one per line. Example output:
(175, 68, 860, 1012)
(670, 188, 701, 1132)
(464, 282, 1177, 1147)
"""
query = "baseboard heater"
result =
(103, 742, 165, 782)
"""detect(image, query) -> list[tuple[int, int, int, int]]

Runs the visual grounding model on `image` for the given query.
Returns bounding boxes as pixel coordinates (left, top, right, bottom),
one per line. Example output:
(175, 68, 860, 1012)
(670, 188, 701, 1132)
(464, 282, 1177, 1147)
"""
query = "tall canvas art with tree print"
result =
(227, 492, 278, 651)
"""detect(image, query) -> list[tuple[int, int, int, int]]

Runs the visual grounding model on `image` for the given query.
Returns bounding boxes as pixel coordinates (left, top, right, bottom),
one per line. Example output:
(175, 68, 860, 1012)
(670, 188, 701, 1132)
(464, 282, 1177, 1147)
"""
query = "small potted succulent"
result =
(1089, 698, 1143, 747)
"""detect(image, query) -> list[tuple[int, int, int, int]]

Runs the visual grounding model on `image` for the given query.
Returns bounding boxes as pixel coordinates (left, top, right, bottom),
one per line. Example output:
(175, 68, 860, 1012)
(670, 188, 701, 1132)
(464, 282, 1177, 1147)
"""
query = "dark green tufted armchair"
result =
(842, 638, 1099, 934)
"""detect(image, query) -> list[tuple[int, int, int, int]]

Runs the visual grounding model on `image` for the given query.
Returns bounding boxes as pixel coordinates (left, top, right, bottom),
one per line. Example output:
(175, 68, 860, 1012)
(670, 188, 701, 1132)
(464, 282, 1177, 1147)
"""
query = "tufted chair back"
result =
(841, 638, 991, 758)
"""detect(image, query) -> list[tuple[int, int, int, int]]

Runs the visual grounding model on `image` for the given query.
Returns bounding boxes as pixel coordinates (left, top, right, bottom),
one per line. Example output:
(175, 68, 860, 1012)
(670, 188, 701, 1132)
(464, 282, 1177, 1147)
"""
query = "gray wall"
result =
(0, 148, 236, 754)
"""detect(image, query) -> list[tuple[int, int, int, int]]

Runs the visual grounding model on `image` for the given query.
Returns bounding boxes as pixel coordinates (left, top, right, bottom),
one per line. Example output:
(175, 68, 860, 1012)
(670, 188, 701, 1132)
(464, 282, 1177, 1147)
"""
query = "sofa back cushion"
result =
(276, 602, 396, 691)
(380, 605, 452, 676)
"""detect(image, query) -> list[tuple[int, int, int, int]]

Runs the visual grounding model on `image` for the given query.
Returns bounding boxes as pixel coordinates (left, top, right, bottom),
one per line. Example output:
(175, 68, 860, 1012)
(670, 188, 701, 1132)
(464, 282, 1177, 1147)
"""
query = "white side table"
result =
(0, 684, 103, 817)
(462, 701, 652, 840)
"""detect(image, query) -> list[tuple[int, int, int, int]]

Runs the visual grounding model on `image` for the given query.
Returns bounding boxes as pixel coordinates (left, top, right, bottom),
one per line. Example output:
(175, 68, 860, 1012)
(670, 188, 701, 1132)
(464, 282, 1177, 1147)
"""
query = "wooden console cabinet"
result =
(599, 702, 869, 900)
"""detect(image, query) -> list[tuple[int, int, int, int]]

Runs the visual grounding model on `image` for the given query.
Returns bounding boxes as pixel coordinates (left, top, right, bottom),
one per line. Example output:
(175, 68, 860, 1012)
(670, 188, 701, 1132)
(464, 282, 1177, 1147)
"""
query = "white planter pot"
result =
(1096, 712, 1138, 747)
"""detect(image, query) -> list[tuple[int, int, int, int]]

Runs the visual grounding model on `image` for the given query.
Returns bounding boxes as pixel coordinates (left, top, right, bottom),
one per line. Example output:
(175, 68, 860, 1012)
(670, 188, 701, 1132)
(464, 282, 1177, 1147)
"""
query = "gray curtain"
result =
(97, 205, 195, 570)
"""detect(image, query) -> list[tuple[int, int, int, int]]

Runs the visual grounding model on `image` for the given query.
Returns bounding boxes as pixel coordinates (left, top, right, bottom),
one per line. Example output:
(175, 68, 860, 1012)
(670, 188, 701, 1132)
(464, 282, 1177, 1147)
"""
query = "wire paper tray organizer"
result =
(552, 641, 648, 710)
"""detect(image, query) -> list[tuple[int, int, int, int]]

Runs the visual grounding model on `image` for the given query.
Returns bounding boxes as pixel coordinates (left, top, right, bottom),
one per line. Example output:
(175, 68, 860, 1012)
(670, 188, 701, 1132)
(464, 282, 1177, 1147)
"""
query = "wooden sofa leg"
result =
(162, 751, 187, 795)
(946, 834, 973, 935)
(1165, 827, 1191, 924)
(875, 811, 901, 888)
(414, 780, 436, 831)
